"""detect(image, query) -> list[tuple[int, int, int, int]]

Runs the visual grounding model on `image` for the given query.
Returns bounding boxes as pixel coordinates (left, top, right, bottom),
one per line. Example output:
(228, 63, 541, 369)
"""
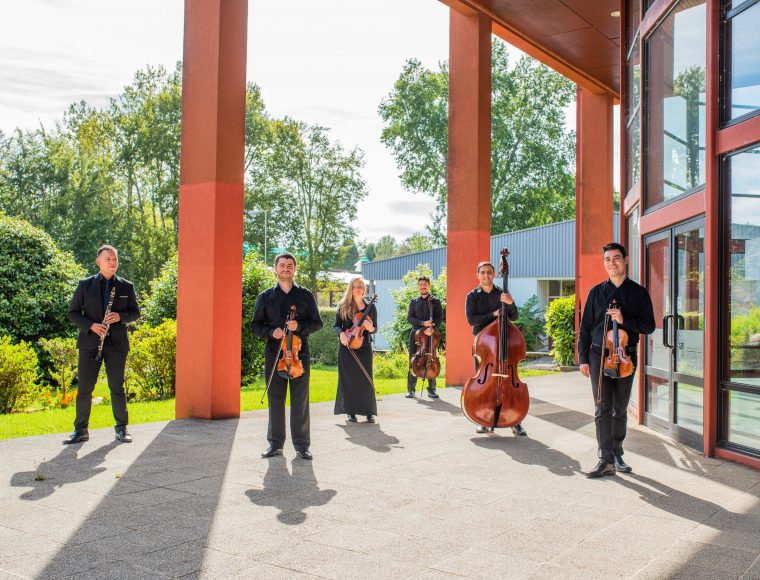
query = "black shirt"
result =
(465, 285, 519, 335)
(408, 295, 443, 331)
(250, 283, 323, 360)
(577, 277, 656, 365)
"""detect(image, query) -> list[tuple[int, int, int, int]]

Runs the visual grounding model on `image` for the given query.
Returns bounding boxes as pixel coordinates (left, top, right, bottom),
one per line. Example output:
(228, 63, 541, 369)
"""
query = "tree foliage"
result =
(379, 40, 576, 243)
(545, 295, 576, 366)
(0, 213, 85, 344)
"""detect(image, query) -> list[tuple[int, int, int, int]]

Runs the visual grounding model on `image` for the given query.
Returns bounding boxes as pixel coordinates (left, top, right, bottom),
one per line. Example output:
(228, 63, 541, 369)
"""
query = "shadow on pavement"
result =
(335, 422, 402, 453)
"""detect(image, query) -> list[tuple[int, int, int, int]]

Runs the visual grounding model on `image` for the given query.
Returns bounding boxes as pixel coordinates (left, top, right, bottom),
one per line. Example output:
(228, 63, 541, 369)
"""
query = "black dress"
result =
(334, 301, 377, 416)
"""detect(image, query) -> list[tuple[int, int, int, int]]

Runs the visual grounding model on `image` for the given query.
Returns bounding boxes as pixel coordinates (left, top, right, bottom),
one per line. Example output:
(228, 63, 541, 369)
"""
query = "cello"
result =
(461, 248, 530, 429)
(410, 296, 441, 380)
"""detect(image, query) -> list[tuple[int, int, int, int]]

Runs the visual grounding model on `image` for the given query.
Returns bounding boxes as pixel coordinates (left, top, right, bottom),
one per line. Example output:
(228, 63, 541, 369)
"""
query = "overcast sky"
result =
(0, 0, 604, 244)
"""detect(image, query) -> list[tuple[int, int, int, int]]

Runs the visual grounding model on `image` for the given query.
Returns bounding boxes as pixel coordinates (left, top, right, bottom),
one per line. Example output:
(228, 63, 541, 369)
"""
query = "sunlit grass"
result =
(0, 364, 556, 440)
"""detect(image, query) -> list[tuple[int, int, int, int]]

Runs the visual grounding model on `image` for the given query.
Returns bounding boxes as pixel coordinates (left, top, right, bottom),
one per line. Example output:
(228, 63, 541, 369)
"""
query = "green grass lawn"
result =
(0, 365, 556, 440)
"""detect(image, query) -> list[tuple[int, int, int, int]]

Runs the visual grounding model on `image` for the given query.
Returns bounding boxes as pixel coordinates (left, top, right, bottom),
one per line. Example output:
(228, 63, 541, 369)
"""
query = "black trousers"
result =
(589, 350, 636, 462)
(407, 333, 436, 392)
(74, 343, 128, 433)
(265, 356, 310, 450)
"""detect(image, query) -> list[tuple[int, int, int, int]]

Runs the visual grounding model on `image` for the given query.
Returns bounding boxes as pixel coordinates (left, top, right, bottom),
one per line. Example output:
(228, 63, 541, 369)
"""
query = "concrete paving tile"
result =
(687, 523, 760, 552)
(118, 485, 197, 506)
(474, 517, 589, 562)
(743, 556, 760, 580)
(661, 539, 757, 575)
(605, 513, 699, 540)
(633, 557, 741, 580)
(180, 557, 318, 579)
(0, 524, 61, 558)
(59, 558, 172, 579)
(432, 547, 542, 578)
(303, 522, 401, 553)
(133, 541, 244, 577)
(703, 508, 760, 533)
(525, 562, 619, 579)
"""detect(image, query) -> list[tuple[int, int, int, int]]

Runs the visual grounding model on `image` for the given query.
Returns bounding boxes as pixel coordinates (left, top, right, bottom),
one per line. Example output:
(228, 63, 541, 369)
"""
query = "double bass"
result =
(410, 296, 441, 380)
(461, 248, 530, 429)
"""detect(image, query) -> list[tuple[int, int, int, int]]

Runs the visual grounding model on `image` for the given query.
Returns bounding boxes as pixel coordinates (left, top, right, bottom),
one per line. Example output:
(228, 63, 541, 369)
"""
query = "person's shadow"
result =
(472, 433, 582, 477)
(412, 394, 462, 416)
(245, 458, 337, 525)
(10, 441, 119, 500)
(335, 422, 402, 453)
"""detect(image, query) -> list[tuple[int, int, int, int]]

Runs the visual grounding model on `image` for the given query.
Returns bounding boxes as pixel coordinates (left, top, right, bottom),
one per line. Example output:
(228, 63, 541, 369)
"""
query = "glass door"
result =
(644, 218, 705, 450)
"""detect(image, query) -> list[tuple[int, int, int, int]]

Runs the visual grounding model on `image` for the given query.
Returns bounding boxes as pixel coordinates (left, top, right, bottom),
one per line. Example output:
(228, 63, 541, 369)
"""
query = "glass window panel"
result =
(627, 0, 641, 50)
(647, 375, 670, 418)
(561, 280, 575, 295)
(726, 389, 760, 449)
(628, 39, 641, 119)
(675, 227, 705, 377)
(548, 280, 560, 296)
(627, 208, 641, 283)
(727, 145, 760, 386)
(725, 2, 760, 121)
(627, 111, 641, 191)
(645, 0, 706, 208)
(676, 382, 703, 434)
(647, 237, 672, 371)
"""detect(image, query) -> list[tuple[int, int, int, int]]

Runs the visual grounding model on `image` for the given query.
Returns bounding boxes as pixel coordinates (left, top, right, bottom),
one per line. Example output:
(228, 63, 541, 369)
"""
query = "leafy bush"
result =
(514, 295, 545, 351)
(125, 319, 177, 401)
(0, 213, 85, 344)
(374, 351, 410, 379)
(38, 337, 77, 395)
(0, 336, 40, 413)
(243, 252, 277, 382)
(545, 294, 576, 366)
(309, 308, 338, 366)
(141, 253, 177, 327)
(386, 265, 446, 352)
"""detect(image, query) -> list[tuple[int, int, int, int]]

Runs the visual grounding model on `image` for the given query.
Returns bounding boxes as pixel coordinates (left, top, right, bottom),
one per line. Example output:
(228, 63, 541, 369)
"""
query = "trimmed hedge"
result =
(309, 308, 338, 366)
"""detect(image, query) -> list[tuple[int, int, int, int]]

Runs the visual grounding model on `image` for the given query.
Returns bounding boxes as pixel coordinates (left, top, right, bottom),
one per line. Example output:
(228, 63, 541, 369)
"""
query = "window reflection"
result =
(645, 0, 706, 208)
(725, 2, 760, 122)
(727, 145, 760, 385)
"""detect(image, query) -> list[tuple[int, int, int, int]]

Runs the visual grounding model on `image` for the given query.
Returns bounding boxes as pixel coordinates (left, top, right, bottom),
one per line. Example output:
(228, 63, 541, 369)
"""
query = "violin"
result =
(461, 248, 529, 429)
(346, 294, 378, 349)
(276, 305, 304, 379)
(602, 300, 634, 379)
(410, 296, 441, 380)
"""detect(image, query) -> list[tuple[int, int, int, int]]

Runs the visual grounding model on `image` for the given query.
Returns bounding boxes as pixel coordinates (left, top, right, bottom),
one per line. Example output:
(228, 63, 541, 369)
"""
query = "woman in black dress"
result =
(334, 277, 377, 423)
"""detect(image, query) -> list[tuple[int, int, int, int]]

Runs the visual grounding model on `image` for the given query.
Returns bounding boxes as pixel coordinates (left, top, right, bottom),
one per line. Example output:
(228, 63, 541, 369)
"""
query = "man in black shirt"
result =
(465, 261, 527, 436)
(251, 252, 323, 460)
(578, 242, 655, 478)
(65, 245, 140, 444)
(407, 276, 444, 399)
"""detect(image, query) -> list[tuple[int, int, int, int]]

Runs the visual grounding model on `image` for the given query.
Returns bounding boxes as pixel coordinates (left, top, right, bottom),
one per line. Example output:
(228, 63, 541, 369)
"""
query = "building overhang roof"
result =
(441, 0, 621, 99)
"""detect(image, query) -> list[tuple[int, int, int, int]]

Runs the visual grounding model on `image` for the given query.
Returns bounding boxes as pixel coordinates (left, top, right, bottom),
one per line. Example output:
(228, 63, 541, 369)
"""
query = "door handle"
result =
(663, 315, 674, 349)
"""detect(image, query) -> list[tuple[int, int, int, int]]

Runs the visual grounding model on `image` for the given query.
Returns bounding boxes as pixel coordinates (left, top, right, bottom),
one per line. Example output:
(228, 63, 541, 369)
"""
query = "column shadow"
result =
(245, 457, 337, 525)
(335, 422, 402, 453)
(11, 440, 119, 500)
(31, 418, 239, 578)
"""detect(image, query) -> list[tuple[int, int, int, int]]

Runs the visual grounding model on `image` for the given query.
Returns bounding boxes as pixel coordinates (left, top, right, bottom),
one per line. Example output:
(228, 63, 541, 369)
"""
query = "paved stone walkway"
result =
(1, 372, 759, 579)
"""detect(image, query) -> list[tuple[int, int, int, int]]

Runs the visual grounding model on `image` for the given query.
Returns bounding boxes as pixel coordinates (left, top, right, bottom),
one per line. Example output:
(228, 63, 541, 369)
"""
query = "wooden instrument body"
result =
(276, 306, 304, 379)
(410, 326, 442, 379)
(602, 320, 634, 379)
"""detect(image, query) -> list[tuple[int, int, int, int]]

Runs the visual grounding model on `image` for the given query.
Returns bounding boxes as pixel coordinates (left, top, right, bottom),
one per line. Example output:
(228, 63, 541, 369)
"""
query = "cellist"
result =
(578, 243, 655, 478)
(465, 261, 527, 436)
(406, 276, 443, 399)
(251, 252, 323, 461)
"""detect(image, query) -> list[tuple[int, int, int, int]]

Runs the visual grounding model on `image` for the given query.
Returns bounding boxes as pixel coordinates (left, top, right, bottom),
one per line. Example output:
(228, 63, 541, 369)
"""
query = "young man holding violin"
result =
(465, 261, 527, 436)
(578, 242, 655, 478)
(251, 252, 323, 460)
(406, 276, 443, 399)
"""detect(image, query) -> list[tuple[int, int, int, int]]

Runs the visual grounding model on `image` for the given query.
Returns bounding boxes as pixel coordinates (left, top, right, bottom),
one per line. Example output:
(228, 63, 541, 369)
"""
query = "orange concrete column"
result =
(446, 9, 491, 386)
(175, 0, 247, 419)
(575, 87, 614, 360)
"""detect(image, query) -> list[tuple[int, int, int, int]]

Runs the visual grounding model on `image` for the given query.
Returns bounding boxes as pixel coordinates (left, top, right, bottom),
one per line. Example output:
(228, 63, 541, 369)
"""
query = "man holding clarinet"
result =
(65, 245, 140, 444)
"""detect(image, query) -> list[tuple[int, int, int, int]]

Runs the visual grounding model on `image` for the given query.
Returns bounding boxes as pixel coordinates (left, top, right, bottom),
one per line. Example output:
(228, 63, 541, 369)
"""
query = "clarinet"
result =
(96, 287, 116, 361)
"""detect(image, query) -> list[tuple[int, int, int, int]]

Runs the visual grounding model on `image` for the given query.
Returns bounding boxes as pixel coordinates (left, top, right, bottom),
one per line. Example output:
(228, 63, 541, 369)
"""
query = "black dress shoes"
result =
(511, 423, 527, 436)
(261, 446, 283, 458)
(405, 391, 416, 398)
(366, 415, 376, 423)
(586, 460, 616, 478)
(427, 390, 440, 399)
(296, 449, 313, 460)
(347, 414, 358, 422)
(115, 429, 132, 443)
(613, 454, 633, 473)
(63, 431, 89, 444)
(475, 425, 494, 434)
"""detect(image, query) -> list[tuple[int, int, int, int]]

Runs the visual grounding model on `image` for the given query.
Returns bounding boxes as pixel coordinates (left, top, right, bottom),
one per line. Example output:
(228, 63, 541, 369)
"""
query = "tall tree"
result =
(257, 121, 368, 290)
(379, 40, 576, 244)
(373, 234, 398, 260)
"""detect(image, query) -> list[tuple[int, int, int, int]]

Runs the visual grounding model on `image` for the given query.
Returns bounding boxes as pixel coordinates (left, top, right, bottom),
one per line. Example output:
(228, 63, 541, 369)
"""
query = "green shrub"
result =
(125, 319, 176, 401)
(514, 295, 545, 351)
(141, 253, 177, 327)
(0, 336, 40, 413)
(374, 351, 410, 379)
(243, 252, 277, 382)
(38, 337, 77, 395)
(309, 308, 338, 366)
(0, 213, 85, 344)
(545, 294, 576, 366)
(386, 265, 446, 352)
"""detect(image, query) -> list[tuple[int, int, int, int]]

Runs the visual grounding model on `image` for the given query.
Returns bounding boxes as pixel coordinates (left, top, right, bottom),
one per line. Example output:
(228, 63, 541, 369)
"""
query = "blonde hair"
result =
(338, 276, 366, 320)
